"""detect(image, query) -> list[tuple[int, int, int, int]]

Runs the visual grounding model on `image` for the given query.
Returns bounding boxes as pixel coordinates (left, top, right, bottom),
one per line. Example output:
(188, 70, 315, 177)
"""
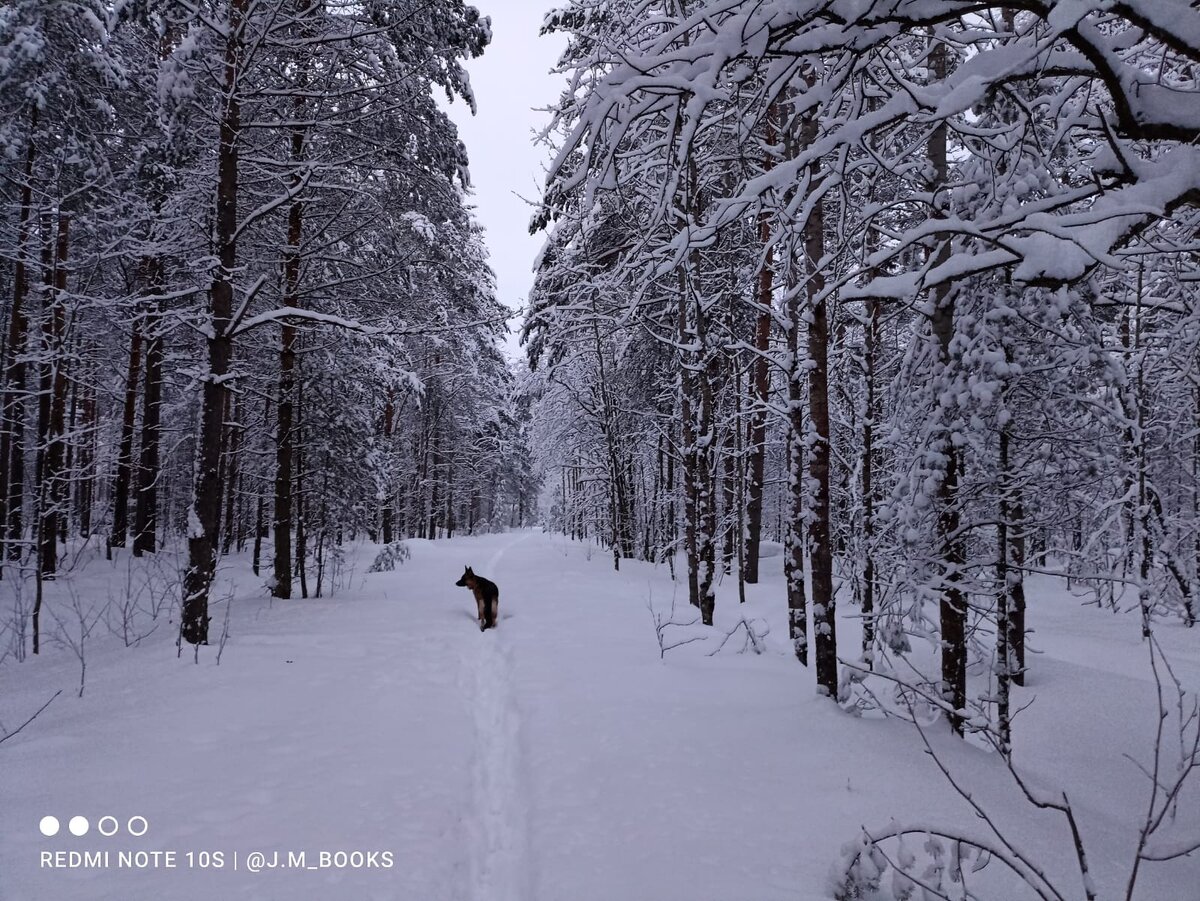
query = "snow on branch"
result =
(230, 306, 376, 338)
(540, 0, 1200, 298)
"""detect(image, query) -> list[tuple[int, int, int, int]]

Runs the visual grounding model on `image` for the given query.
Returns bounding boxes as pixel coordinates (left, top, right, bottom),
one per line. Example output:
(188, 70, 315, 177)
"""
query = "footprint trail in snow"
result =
(467, 535, 533, 901)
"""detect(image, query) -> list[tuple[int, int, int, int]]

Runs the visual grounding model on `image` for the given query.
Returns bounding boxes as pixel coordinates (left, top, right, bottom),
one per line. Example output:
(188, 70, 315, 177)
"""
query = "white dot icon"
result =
(98, 816, 119, 837)
(68, 816, 89, 837)
(39, 816, 60, 837)
(127, 816, 148, 837)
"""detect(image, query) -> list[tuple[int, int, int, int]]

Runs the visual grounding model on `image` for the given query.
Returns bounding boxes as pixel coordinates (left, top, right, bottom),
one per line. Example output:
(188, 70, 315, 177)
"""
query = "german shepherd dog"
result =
(455, 566, 499, 631)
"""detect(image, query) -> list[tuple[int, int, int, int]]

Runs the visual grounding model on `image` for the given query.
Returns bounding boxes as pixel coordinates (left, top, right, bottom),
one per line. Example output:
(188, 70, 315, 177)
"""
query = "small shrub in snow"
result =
(368, 542, 411, 573)
(325, 543, 354, 596)
(646, 592, 704, 659)
(831, 829, 986, 901)
(707, 617, 769, 656)
(50, 585, 108, 698)
(831, 632, 1200, 901)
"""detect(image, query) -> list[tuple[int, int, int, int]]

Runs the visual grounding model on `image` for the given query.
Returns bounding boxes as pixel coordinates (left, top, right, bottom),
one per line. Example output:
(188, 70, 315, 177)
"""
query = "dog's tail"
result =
(485, 595, 498, 630)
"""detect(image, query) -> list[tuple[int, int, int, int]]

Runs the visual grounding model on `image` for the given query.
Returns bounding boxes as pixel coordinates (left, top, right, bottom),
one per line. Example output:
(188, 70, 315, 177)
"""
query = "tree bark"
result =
(1, 104, 38, 568)
(745, 109, 777, 584)
(181, 0, 247, 646)
(745, 214, 774, 584)
(996, 422, 1014, 756)
(929, 40, 967, 734)
(694, 284, 718, 626)
(133, 280, 163, 557)
(678, 267, 701, 610)
(861, 298, 879, 657)
(252, 490, 265, 576)
(131, 6, 176, 555)
(784, 237, 807, 664)
(62, 344, 78, 544)
(273, 322, 296, 596)
(805, 186, 838, 696)
(77, 377, 96, 538)
(37, 214, 69, 577)
(111, 320, 142, 548)
(222, 393, 242, 555)
(381, 391, 395, 544)
(721, 397, 737, 576)
(295, 368, 308, 599)
(272, 0, 312, 598)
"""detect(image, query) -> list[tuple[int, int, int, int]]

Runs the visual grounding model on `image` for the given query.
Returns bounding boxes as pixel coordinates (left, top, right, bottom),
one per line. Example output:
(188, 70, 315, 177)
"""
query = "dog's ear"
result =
(466, 566, 474, 575)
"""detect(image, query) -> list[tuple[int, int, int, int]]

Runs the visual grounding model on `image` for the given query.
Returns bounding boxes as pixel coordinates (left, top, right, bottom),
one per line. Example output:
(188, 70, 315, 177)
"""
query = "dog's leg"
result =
(487, 595, 499, 630)
(476, 593, 486, 631)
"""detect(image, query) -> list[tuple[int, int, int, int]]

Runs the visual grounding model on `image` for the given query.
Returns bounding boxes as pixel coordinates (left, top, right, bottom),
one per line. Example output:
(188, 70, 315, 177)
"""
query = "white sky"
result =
(442, 3, 567, 360)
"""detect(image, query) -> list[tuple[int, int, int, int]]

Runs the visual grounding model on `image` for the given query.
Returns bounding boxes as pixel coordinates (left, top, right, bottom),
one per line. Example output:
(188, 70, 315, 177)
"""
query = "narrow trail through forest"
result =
(467, 532, 533, 901)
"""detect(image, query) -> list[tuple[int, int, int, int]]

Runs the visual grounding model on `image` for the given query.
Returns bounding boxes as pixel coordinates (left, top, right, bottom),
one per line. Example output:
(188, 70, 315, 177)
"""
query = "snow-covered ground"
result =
(1, 529, 1198, 900)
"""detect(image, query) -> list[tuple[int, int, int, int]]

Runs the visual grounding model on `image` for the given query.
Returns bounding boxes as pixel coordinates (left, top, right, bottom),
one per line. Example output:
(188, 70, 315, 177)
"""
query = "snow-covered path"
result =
(2, 529, 1198, 901)
(466, 533, 533, 901)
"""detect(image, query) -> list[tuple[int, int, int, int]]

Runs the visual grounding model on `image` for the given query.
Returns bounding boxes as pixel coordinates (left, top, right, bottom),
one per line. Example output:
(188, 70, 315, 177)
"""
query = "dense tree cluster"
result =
(0, 0, 535, 651)
(526, 0, 1200, 742)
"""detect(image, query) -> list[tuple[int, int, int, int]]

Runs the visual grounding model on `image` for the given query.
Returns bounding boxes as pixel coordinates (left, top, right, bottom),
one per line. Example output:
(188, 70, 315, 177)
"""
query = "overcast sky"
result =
(442, 3, 567, 360)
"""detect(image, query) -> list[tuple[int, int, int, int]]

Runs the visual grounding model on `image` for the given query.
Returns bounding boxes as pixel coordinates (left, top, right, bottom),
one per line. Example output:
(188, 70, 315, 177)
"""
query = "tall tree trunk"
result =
(222, 393, 242, 555)
(857, 99, 883, 657)
(315, 460, 330, 598)
(30, 213, 54, 643)
(784, 236, 807, 664)
(273, 322, 296, 596)
(678, 270, 701, 609)
(295, 369, 308, 599)
(181, 0, 247, 646)
(296, 460, 308, 598)
(745, 113, 776, 584)
(131, 8, 176, 555)
(37, 214, 69, 577)
(861, 298, 879, 658)
(695, 287, 718, 626)
(722, 412, 737, 576)
(381, 391, 395, 544)
(35, 219, 53, 512)
(1, 104, 38, 569)
(591, 311, 632, 568)
(996, 422, 1014, 757)
(77, 375, 96, 538)
(111, 321, 142, 548)
(252, 488, 265, 576)
(733, 365, 747, 603)
(428, 414, 441, 540)
(1134, 283, 1154, 639)
(417, 417, 431, 540)
(271, 0, 312, 598)
(805, 186, 837, 696)
(63, 341, 77, 544)
(1119, 308, 1137, 576)
(444, 464, 455, 539)
(1004, 341, 1028, 685)
(133, 282, 163, 557)
(665, 429, 677, 579)
(928, 40, 967, 734)
(253, 395, 269, 577)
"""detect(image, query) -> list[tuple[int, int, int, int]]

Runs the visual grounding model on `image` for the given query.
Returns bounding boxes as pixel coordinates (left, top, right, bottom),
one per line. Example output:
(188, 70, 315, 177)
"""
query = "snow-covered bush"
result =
(367, 542, 411, 573)
(831, 829, 999, 901)
(831, 634, 1200, 901)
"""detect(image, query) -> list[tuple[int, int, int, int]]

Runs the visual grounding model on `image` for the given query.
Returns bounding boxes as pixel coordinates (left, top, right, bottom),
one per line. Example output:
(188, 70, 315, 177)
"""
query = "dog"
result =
(455, 566, 499, 631)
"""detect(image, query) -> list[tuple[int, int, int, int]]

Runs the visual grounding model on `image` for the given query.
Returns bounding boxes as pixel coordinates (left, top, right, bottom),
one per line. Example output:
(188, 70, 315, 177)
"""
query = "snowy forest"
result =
(3, 2, 1200, 901)
(0, 0, 536, 648)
